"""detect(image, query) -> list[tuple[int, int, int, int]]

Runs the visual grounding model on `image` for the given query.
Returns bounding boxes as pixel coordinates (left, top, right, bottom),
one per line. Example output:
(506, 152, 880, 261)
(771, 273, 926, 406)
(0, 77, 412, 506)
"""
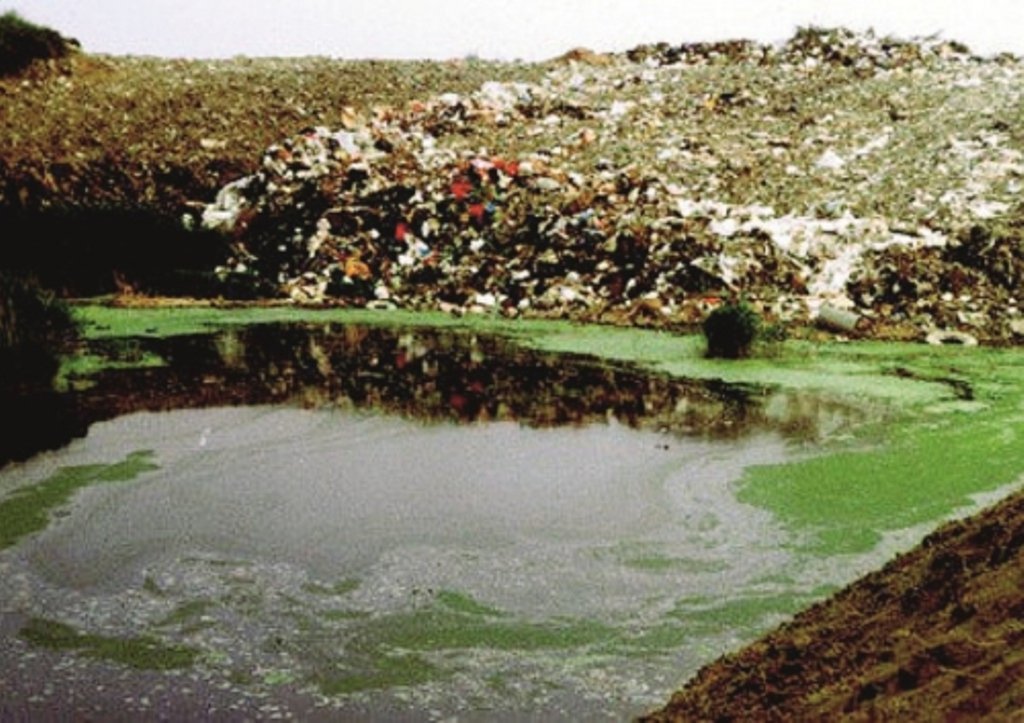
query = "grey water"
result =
(0, 324, 873, 721)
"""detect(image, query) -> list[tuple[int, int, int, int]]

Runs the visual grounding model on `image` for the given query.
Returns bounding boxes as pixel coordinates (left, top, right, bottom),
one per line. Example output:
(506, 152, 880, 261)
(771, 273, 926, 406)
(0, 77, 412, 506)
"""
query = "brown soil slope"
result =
(642, 488, 1024, 720)
(0, 52, 543, 211)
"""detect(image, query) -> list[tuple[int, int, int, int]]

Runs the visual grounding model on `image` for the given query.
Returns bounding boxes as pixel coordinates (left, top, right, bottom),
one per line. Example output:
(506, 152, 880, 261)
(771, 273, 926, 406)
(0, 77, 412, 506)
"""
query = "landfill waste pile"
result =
(197, 27, 1024, 343)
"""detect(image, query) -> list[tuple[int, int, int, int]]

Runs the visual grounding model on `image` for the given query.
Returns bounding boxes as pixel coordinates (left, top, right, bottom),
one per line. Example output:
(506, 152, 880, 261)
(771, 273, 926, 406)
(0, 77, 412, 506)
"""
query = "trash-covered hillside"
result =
(197, 27, 1024, 341)
(2, 27, 1022, 341)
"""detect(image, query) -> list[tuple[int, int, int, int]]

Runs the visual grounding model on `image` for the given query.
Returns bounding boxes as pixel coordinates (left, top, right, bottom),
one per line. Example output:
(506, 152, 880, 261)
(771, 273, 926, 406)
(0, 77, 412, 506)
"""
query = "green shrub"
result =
(0, 272, 78, 388)
(702, 300, 761, 359)
(0, 11, 69, 76)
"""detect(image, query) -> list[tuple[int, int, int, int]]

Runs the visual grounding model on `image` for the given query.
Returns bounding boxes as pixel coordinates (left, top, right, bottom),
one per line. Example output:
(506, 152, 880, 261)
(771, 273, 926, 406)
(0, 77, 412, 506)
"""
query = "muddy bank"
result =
(642, 485, 1024, 720)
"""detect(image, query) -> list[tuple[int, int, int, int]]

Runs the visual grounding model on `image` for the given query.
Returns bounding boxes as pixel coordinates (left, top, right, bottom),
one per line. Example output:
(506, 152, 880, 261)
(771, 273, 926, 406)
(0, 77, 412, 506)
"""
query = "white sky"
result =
(7, 1, 1024, 61)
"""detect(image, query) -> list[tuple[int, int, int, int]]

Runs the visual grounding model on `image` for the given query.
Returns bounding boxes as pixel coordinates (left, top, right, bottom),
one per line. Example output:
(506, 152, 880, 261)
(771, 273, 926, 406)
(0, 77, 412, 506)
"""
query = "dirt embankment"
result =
(642, 487, 1024, 720)
(0, 51, 544, 294)
(0, 52, 543, 212)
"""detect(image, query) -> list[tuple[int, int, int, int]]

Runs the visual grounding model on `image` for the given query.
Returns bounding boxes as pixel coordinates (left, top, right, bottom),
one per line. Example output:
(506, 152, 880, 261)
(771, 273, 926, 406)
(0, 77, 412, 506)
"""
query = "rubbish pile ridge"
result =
(200, 27, 1024, 341)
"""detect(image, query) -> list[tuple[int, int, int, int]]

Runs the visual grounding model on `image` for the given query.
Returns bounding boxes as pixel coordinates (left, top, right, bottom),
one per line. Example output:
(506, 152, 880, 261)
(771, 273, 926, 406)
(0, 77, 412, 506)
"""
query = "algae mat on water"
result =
(0, 450, 159, 550)
(736, 345, 1024, 554)
(447, 320, 1024, 555)
(19, 617, 198, 671)
(311, 589, 620, 696)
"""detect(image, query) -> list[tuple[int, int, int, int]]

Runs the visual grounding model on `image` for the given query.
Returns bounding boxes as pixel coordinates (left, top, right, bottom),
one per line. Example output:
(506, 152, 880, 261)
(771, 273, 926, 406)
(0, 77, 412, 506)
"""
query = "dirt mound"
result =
(0, 54, 544, 213)
(642, 486, 1024, 720)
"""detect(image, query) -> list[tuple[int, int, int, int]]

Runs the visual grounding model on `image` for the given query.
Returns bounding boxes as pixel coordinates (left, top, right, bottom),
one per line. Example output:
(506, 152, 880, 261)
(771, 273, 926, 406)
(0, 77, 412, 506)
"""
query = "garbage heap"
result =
(201, 80, 801, 321)
(627, 25, 970, 70)
(200, 27, 1024, 341)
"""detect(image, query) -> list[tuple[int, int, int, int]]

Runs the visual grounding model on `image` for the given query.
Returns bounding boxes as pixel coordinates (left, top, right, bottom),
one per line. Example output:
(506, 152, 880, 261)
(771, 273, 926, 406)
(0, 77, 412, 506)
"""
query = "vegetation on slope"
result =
(0, 11, 71, 75)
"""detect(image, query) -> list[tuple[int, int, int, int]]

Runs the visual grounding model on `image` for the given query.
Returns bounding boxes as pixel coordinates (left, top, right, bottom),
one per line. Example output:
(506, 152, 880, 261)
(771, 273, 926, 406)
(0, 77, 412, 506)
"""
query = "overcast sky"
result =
(8, 1, 1024, 61)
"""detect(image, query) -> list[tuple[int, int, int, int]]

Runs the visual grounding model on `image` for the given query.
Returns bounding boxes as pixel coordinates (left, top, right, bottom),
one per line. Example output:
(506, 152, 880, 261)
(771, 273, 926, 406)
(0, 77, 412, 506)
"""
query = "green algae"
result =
(740, 414, 1024, 554)
(54, 350, 165, 390)
(435, 589, 509, 617)
(739, 346, 1024, 554)
(625, 588, 840, 656)
(309, 589, 618, 695)
(528, 328, 950, 408)
(73, 305, 564, 341)
(156, 600, 214, 628)
(71, 304, 963, 408)
(516, 324, 1024, 557)
(672, 590, 830, 633)
(606, 542, 729, 574)
(0, 450, 159, 550)
(307, 585, 845, 693)
(316, 652, 444, 695)
(331, 578, 362, 595)
(356, 605, 615, 653)
(20, 617, 198, 670)
(322, 609, 371, 621)
(76, 305, 333, 339)
(623, 555, 729, 574)
(67, 303, 987, 406)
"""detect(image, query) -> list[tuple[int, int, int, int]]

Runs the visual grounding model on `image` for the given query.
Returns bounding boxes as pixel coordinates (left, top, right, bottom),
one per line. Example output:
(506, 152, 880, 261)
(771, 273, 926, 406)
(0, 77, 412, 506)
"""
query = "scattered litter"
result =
(816, 305, 863, 334)
(925, 329, 979, 346)
(815, 149, 846, 171)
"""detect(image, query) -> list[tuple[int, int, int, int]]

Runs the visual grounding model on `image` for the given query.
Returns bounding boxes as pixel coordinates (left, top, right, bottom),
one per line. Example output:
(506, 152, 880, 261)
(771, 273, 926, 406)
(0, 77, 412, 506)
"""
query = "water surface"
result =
(0, 324, 870, 720)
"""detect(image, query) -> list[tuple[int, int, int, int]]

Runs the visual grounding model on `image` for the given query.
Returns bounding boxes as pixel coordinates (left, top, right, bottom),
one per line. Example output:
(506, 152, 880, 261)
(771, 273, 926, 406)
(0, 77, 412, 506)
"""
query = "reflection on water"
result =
(30, 323, 856, 463)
